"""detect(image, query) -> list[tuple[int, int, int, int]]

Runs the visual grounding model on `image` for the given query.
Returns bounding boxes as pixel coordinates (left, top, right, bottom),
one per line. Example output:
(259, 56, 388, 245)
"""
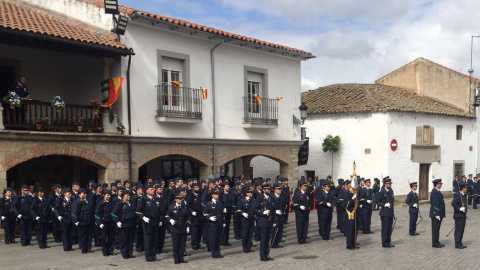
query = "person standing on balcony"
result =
(13, 75, 30, 99)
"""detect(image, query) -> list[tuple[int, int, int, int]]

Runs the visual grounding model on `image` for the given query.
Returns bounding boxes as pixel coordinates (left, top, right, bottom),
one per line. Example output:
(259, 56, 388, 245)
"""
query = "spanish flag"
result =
(253, 94, 262, 104)
(202, 88, 208, 100)
(101, 77, 123, 108)
(171, 80, 182, 87)
(276, 96, 283, 101)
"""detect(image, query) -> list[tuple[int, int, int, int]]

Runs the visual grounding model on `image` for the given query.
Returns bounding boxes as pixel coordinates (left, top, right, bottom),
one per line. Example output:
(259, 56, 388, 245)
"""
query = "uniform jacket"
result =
(292, 190, 309, 217)
(13, 195, 33, 219)
(236, 197, 256, 221)
(273, 194, 286, 223)
(54, 197, 72, 224)
(405, 191, 419, 214)
(451, 192, 467, 218)
(71, 199, 94, 225)
(360, 187, 374, 210)
(315, 188, 333, 214)
(203, 199, 225, 225)
(135, 195, 161, 223)
(188, 192, 203, 225)
(429, 188, 445, 218)
(112, 200, 136, 227)
(377, 187, 395, 217)
(30, 196, 51, 223)
(0, 196, 15, 218)
(94, 200, 114, 226)
(166, 203, 190, 233)
(253, 194, 274, 227)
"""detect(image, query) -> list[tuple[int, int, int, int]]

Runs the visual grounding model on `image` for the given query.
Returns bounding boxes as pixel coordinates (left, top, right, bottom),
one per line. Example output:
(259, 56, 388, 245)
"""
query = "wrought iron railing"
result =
(2, 100, 102, 132)
(156, 84, 202, 119)
(243, 96, 278, 125)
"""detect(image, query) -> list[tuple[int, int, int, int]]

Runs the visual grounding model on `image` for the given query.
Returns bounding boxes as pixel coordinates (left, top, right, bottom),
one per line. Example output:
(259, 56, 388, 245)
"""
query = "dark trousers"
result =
(144, 223, 159, 261)
(473, 195, 478, 209)
(101, 224, 115, 255)
(362, 208, 372, 233)
(259, 226, 272, 259)
(468, 192, 473, 205)
(209, 222, 222, 257)
(191, 222, 203, 249)
(233, 215, 242, 238)
(156, 223, 167, 253)
(381, 216, 393, 246)
(52, 220, 61, 242)
(171, 232, 187, 263)
(254, 223, 260, 241)
(78, 224, 93, 252)
(431, 217, 442, 246)
(222, 214, 231, 244)
(273, 220, 284, 245)
(3, 216, 15, 242)
(36, 221, 48, 248)
(241, 219, 254, 252)
(357, 206, 363, 230)
(285, 207, 290, 223)
(61, 222, 73, 251)
(19, 218, 33, 245)
(94, 225, 102, 247)
(345, 218, 356, 248)
(120, 226, 135, 258)
(454, 216, 466, 247)
(318, 211, 332, 239)
(202, 222, 208, 244)
(336, 208, 345, 232)
(135, 223, 144, 252)
(295, 214, 309, 243)
(409, 213, 418, 235)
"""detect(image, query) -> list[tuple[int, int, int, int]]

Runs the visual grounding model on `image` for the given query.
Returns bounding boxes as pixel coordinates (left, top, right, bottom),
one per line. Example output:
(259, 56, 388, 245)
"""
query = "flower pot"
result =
(94, 109, 99, 116)
(9, 105, 15, 109)
(56, 108, 61, 113)
(77, 125, 83, 132)
(36, 124, 42, 130)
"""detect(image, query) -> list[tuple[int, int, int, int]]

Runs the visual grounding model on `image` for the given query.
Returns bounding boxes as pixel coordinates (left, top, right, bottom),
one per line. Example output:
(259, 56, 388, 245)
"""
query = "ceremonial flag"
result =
(171, 80, 182, 87)
(276, 96, 283, 101)
(101, 77, 123, 107)
(253, 93, 262, 104)
(202, 88, 208, 100)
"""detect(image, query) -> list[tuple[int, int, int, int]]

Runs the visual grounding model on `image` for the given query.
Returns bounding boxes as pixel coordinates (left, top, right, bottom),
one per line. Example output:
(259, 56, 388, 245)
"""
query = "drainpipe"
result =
(211, 41, 223, 178)
(127, 54, 133, 180)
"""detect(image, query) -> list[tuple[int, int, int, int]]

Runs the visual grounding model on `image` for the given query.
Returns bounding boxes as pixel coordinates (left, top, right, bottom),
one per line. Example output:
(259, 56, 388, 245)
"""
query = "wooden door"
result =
(419, 164, 430, 200)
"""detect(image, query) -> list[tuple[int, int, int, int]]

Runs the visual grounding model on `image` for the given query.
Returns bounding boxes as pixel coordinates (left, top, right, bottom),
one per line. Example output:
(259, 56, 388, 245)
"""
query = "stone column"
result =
(199, 165, 213, 181)
(0, 106, 4, 130)
(101, 57, 114, 99)
(0, 169, 6, 194)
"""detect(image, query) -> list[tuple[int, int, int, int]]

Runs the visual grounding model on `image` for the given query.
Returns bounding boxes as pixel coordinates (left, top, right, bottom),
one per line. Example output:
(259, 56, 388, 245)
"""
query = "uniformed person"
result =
(0, 188, 16, 244)
(203, 188, 224, 258)
(237, 186, 256, 253)
(55, 188, 74, 251)
(30, 187, 51, 249)
(372, 178, 380, 211)
(473, 177, 479, 209)
(344, 180, 358, 250)
(292, 179, 310, 244)
(49, 184, 63, 243)
(377, 177, 395, 248)
(405, 182, 419, 236)
(232, 181, 243, 240)
(221, 180, 234, 246)
(334, 179, 345, 233)
(166, 193, 190, 264)
(315, 179, 334, 240)
(155, 183, 169, 254)
(136, 184, 161, 262)
(272, 183, 286, 248)
(451, 182, 467, 249)
(360, 179, 374, 234)
(188, 183, 204, 250)
(131, 183, 144, 253)
(430, 179, 445, 248)
(281, 179, 291, 224)
(253, 184, 275, 261)
(467, 174, 474, 205)
(112, 190, 136, 259)
(72, 188, 95, 254)
(95, 189, 116, 256)
(452, 175, 459, 195)
(13, 185, 34, 246)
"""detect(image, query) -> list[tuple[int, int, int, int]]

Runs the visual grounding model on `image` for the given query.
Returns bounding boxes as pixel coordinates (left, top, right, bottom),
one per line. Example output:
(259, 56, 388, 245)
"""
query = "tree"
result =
(322, 135, 341, 178)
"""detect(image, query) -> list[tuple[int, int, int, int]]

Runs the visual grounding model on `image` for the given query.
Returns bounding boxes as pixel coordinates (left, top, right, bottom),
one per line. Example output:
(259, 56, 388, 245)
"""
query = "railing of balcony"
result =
(156, 84, 202, 119)
(243, 96, 278, 125)
(2, 100, 102, 132)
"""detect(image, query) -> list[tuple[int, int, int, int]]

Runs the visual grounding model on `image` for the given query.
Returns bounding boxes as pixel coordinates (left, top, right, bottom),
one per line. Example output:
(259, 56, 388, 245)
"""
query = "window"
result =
(246, 71, 264, 114)
(454, 163, 464, 179)
(456, 125, 463, 140)
(161, 68, 181, 106)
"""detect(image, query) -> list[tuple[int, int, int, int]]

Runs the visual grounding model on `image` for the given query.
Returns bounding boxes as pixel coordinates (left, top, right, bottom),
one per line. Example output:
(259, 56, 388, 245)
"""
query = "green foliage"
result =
(322, 135, 341, 153)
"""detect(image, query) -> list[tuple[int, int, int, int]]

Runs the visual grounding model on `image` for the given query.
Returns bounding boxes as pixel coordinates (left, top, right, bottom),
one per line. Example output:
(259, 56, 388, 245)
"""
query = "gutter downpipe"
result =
(127, 54, 133, 181)
(211, 40, 224, 178)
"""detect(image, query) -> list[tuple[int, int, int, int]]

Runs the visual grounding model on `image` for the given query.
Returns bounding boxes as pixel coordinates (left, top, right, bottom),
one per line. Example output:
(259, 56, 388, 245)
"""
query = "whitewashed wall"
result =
(251, 156, 280, 179)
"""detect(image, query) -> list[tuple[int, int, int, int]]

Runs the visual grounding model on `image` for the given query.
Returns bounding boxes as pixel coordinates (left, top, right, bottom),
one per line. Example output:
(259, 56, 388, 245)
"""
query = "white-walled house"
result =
(300, 83, 476, 198)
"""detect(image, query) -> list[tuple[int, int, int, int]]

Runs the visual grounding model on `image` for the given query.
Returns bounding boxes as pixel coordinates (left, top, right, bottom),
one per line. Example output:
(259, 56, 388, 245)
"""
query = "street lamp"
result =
(104, 0, 119, 14)
(299, 102, 308, 124)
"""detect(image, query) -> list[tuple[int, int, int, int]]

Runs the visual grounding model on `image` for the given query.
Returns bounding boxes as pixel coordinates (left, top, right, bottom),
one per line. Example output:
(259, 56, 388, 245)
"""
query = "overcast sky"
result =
(121, 0, 480, 91)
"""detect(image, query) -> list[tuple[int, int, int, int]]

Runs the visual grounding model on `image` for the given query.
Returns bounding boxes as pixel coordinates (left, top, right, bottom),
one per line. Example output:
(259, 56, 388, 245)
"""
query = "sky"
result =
(120, 0, 480, 91)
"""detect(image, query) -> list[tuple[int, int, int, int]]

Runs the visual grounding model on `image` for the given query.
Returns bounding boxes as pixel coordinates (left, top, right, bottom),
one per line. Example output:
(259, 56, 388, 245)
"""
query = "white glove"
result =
(192, 211, 197, 216)
(36, 216, 40, 221)
(385, 203, 391, 208)
(1, 216, 5, 220)
(359, 205, 363, 208)
(263, 210, 270, 215)
(242, 213, 249, 218)
(413, 203, 418, 208)
(75, 222, 79, 226)
(58, 216, 63, 221)
(159, 222, 162, 227)
(352, 195, 357, 200)
(223, 223, 226, 228)
(143, 217, 150, 223)
(273, 223, 277, 227)
(460, 207, 466, 212)
(300, 206, 306, 210)
(254, 221, 256, 227)
(275, 210, 282, 215)
(17, 214, 22, 219)
(327, 202, 332, 207)
(209, 216, 217, 222)
(170, 219, 175, 226)
(186, 227, 190, 233)
(100, 224, 104, 229)
(117, 222, 122, 228)
(367, 200, 372, 204)
(223, 208, 227, 213)
(435, 216, 440, 221)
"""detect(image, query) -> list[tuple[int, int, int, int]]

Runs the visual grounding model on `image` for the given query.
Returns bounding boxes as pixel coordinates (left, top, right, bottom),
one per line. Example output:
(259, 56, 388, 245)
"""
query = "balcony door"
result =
(162, 69, 182, 110)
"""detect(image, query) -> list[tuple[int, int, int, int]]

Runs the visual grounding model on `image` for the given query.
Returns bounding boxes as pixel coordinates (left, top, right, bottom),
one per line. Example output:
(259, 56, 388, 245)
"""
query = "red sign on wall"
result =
(390, 139, 398, 151)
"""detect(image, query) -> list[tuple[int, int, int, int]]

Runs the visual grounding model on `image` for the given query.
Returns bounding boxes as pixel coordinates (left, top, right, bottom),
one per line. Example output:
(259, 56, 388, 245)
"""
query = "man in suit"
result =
(315, 179, 334, 240)
(188, 183, 204, 250)
(406, 182, 419, 236)
(112, 190, 137, 259)
(136, 184, 162, 262)
(253, 184, 275, 261)
(49, 184, 63, 243)
(467, 174, 474, 205)
(55, 188, 74, 251)
(0, 188, 16, 244)
(292, 179, 310, 244)
(203, 188, 225, 258)
(377, 177, 395, 248)
(166, 193, 190, 264)
(237, 186, 256, 253)
(430, 179, 445, 248)
(94, 189, 116, 257)
(451, 182, 468, 249)
(13, 185, 34, 246)
(360, 179, 374, 234)
(30, 187, 51, 249)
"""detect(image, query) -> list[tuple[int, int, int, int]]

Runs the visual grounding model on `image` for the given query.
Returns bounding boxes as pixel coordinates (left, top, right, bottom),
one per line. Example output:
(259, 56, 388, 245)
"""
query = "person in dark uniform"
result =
(253, 184, 275, 262)
(232, 181, 243, 240)
(372, 178, 380, 210)
(237, 187, 256, 253)
(95, 189, 116, 257)
(360, 179, 374, 234)
(473, 177, 479, 210)
(344, 180, 358, 250)
(452, 175, 459, 196)
(326, 175, 335, 195)
(405, 182, 419, 236)
(315, 179, 334, 240)
(166, 193, 190, 264)
(30, 187, 51, 249)
(430, 179, 445, 248)
(377, 177, 395, 248)
(292, 179, 310, 244)
(356, 178, 365, 231)
(188, 183, 204, 250)
(281, 179, 291, 224)
(203, 188, 225, 258)
(72, 188, 95, 254)
(112, 190, 136, 259)
(272, 183, 286, 248)
(1, 188, 16, 244)
(49, 184, 63, 243)
(467, 174, 474, 205)
(13, 185, 34, 246)
(136, 184, 161, 262)
(221, 180, 234, 246)
(451, 182, 467, 249)
(55, 188, 74, 251)
(155, 184, 169, 254)
(131, 183, 144, 253)
(334, 179, 345, 233)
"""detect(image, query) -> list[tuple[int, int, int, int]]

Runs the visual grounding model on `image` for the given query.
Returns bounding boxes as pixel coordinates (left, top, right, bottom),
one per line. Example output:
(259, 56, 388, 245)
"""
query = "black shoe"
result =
(197, 246, 205, 249)
(221, 242, 232, 246)
(261, 257, 269, 262)
(40, 247, 45, 249)
(159, 249, 168, 254)
(174, 262, 180, 264)
(82, 251, 87, 254)
(103, 254, 109, 257)
(10, 241, 17, 244)
(146, 259, 156, 262)
(129, 255, 136, 259)
(109, 252, 117, 256)
(244, 250, 250, 253)
(183, 252, 190, 256)
(248, 249, 255, 252)
(383, 245, 392, 248)
(180, 259, 188, 263)
(213, 255, 224, 258)
(432, 244, 443, 248)
(347, 247, 356, 250)
(267, 256, 274, 261)
(87, 250, 94, 253)
(279, 240, 285, 243)
(272, 245, 283, 248)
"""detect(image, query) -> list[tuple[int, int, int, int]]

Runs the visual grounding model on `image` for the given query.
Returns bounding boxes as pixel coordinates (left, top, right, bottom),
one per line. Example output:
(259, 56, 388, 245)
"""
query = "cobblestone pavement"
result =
(2, 200, 479, 270)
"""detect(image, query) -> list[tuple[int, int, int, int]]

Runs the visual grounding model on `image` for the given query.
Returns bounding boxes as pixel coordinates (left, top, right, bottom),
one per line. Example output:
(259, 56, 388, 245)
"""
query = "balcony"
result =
(155, 84, 203, 124)
(2, 100, 102, 133)
(243, 96, 278, 129)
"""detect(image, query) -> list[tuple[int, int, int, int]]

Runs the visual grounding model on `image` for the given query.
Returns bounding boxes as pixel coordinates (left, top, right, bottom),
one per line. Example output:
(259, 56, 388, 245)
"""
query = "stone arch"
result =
(135, 146, 212, 167)
(1, 144, 111, 171)
(217, 146, 290, 167)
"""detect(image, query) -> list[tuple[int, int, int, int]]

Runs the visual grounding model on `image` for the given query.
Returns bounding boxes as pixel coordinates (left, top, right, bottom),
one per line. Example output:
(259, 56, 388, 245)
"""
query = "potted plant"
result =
(3, 91, 21, 109)
(73, 113, 84, 132)
(116, 123, 125, 135)
(34, 116, 48, 130)
(90, 98, 100, 116)
(50, 96, 65, 113)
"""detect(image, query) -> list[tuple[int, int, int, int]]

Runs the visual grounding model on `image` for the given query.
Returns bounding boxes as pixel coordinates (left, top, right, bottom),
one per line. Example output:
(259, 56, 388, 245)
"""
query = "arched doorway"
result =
(138, 155, 202, 182)
(7, 155, 101, 194)
(219, 153, 290, 180)
(250, 156, 280, 179)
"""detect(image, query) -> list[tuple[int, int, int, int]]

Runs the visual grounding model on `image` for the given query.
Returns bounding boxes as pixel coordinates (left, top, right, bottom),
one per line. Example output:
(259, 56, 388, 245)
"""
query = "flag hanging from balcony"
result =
(276, 96, 283, 101)
(253, 94, 262, 104)
(202, 88, 208, 100)
(101, 77, 123, 108)
(171, 80, 182, 87)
